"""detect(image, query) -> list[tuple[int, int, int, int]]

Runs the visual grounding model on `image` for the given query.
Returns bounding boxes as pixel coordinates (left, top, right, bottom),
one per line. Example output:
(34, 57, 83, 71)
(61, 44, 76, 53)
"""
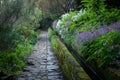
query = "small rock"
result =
(27, 61, 34, 65)
(23, 68, 30, 72)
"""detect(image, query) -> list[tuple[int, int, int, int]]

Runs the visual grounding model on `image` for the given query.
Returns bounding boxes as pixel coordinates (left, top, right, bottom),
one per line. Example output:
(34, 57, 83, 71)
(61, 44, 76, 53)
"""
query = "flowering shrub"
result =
(53, 15, 120, 68)
(75, 21, 120, 47)
(52, 0, 120, 69)
(74, 21, 120, 68)
(72, 9, 86, 22)
(52, 20, 58, 28)
(84, 30, 120, 68)
(52, 12, 77, 44)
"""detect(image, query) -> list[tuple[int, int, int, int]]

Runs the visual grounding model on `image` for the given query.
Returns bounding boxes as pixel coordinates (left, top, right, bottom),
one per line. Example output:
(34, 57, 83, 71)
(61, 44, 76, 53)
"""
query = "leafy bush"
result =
(0, 25, 17, 51)
(0, 51, 25, 75)
(0, 39, 33, 75)
(81, 30, 120, 68)
(74, 21, 120, 68)
(0, 0, 41, 76)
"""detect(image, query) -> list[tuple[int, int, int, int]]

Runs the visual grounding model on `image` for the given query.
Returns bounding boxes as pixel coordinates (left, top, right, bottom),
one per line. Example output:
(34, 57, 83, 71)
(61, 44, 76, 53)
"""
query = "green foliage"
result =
(0, 0, 42, 76)
(0, 0, 23, 51)
(15, 22, 38, 45)
(0, 25, 17, 51)
(0, 24, 37, 75)
(80, 30, 120, 68)
(0, 51, 25, 75)
(15, 39, 33, 58)
(48, 28, 55, 39)
(0, 39, 33, 75)
(53, 0, 120, 69)
(2, 22, 38, 75)
(101, 9, 120, 24)
(26, 7, 42, 29)
(54, 12, 77, 44)
(51, 36, 59, 50)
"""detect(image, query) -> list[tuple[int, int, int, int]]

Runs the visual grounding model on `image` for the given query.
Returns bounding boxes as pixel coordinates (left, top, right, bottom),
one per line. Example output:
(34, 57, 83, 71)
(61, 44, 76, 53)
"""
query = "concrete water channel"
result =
(18, 31, 64, 80)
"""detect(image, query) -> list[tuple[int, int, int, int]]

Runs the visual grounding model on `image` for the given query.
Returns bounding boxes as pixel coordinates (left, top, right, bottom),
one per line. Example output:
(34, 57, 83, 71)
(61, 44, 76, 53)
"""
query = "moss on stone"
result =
(48, 28, 91, 80)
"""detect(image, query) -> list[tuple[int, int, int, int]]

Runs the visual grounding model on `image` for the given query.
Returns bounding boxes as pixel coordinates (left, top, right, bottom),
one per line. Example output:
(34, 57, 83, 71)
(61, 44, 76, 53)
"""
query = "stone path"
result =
(18, 31, 64, 80)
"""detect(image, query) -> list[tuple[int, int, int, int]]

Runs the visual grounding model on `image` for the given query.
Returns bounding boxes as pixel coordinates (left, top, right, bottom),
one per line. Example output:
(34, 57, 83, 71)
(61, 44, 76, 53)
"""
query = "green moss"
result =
(48, 28, 55, 39)
(48, 28, 91, 80)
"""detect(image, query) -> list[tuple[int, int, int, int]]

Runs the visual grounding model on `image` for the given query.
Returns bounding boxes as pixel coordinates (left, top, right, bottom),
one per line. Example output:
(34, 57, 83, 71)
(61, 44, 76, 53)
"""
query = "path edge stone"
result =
(48, 28, 91, 80)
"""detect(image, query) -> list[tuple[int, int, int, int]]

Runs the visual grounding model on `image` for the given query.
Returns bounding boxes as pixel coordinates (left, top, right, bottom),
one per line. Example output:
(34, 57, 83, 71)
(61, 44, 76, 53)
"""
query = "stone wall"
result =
(48, 28, 91, 80)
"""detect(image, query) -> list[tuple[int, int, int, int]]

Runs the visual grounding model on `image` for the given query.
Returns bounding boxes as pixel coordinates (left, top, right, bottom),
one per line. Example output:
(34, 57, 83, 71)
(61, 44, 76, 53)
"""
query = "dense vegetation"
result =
(0, 0, 41, 77)
(52, 0, 120, 69)
(0, 0, 120, 79)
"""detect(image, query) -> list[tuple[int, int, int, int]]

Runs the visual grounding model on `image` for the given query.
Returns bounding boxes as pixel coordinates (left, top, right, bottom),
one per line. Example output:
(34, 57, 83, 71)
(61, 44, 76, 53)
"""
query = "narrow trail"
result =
(18, 31, 64, 80)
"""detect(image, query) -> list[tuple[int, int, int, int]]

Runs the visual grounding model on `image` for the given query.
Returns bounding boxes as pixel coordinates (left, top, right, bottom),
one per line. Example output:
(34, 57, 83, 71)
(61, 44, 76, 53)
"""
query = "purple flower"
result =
(65, 20, 71, 26)
(75, 21, 120, 47)
(98, 28, 109, 34)
(76, 31, 95, 44)
(52, 20, 58, 28)
(97, 21, 120, 35)
(106, 21, 120, 31)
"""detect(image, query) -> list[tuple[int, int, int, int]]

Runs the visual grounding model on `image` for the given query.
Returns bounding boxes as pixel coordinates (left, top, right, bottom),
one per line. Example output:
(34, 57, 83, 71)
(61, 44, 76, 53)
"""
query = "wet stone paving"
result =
(18, 31, 64, 80)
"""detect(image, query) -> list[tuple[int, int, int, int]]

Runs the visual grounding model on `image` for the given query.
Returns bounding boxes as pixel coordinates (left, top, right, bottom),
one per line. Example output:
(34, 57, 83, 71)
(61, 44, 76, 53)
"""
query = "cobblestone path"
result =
(18, 31, 64, 80)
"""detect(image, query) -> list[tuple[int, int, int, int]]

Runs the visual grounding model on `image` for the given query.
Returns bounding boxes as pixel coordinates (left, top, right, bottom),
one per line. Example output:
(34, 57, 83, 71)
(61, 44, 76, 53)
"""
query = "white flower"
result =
(61, 13, 70, 18)
(56, 20, 62, 29)
(72, 9, 86, 21)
